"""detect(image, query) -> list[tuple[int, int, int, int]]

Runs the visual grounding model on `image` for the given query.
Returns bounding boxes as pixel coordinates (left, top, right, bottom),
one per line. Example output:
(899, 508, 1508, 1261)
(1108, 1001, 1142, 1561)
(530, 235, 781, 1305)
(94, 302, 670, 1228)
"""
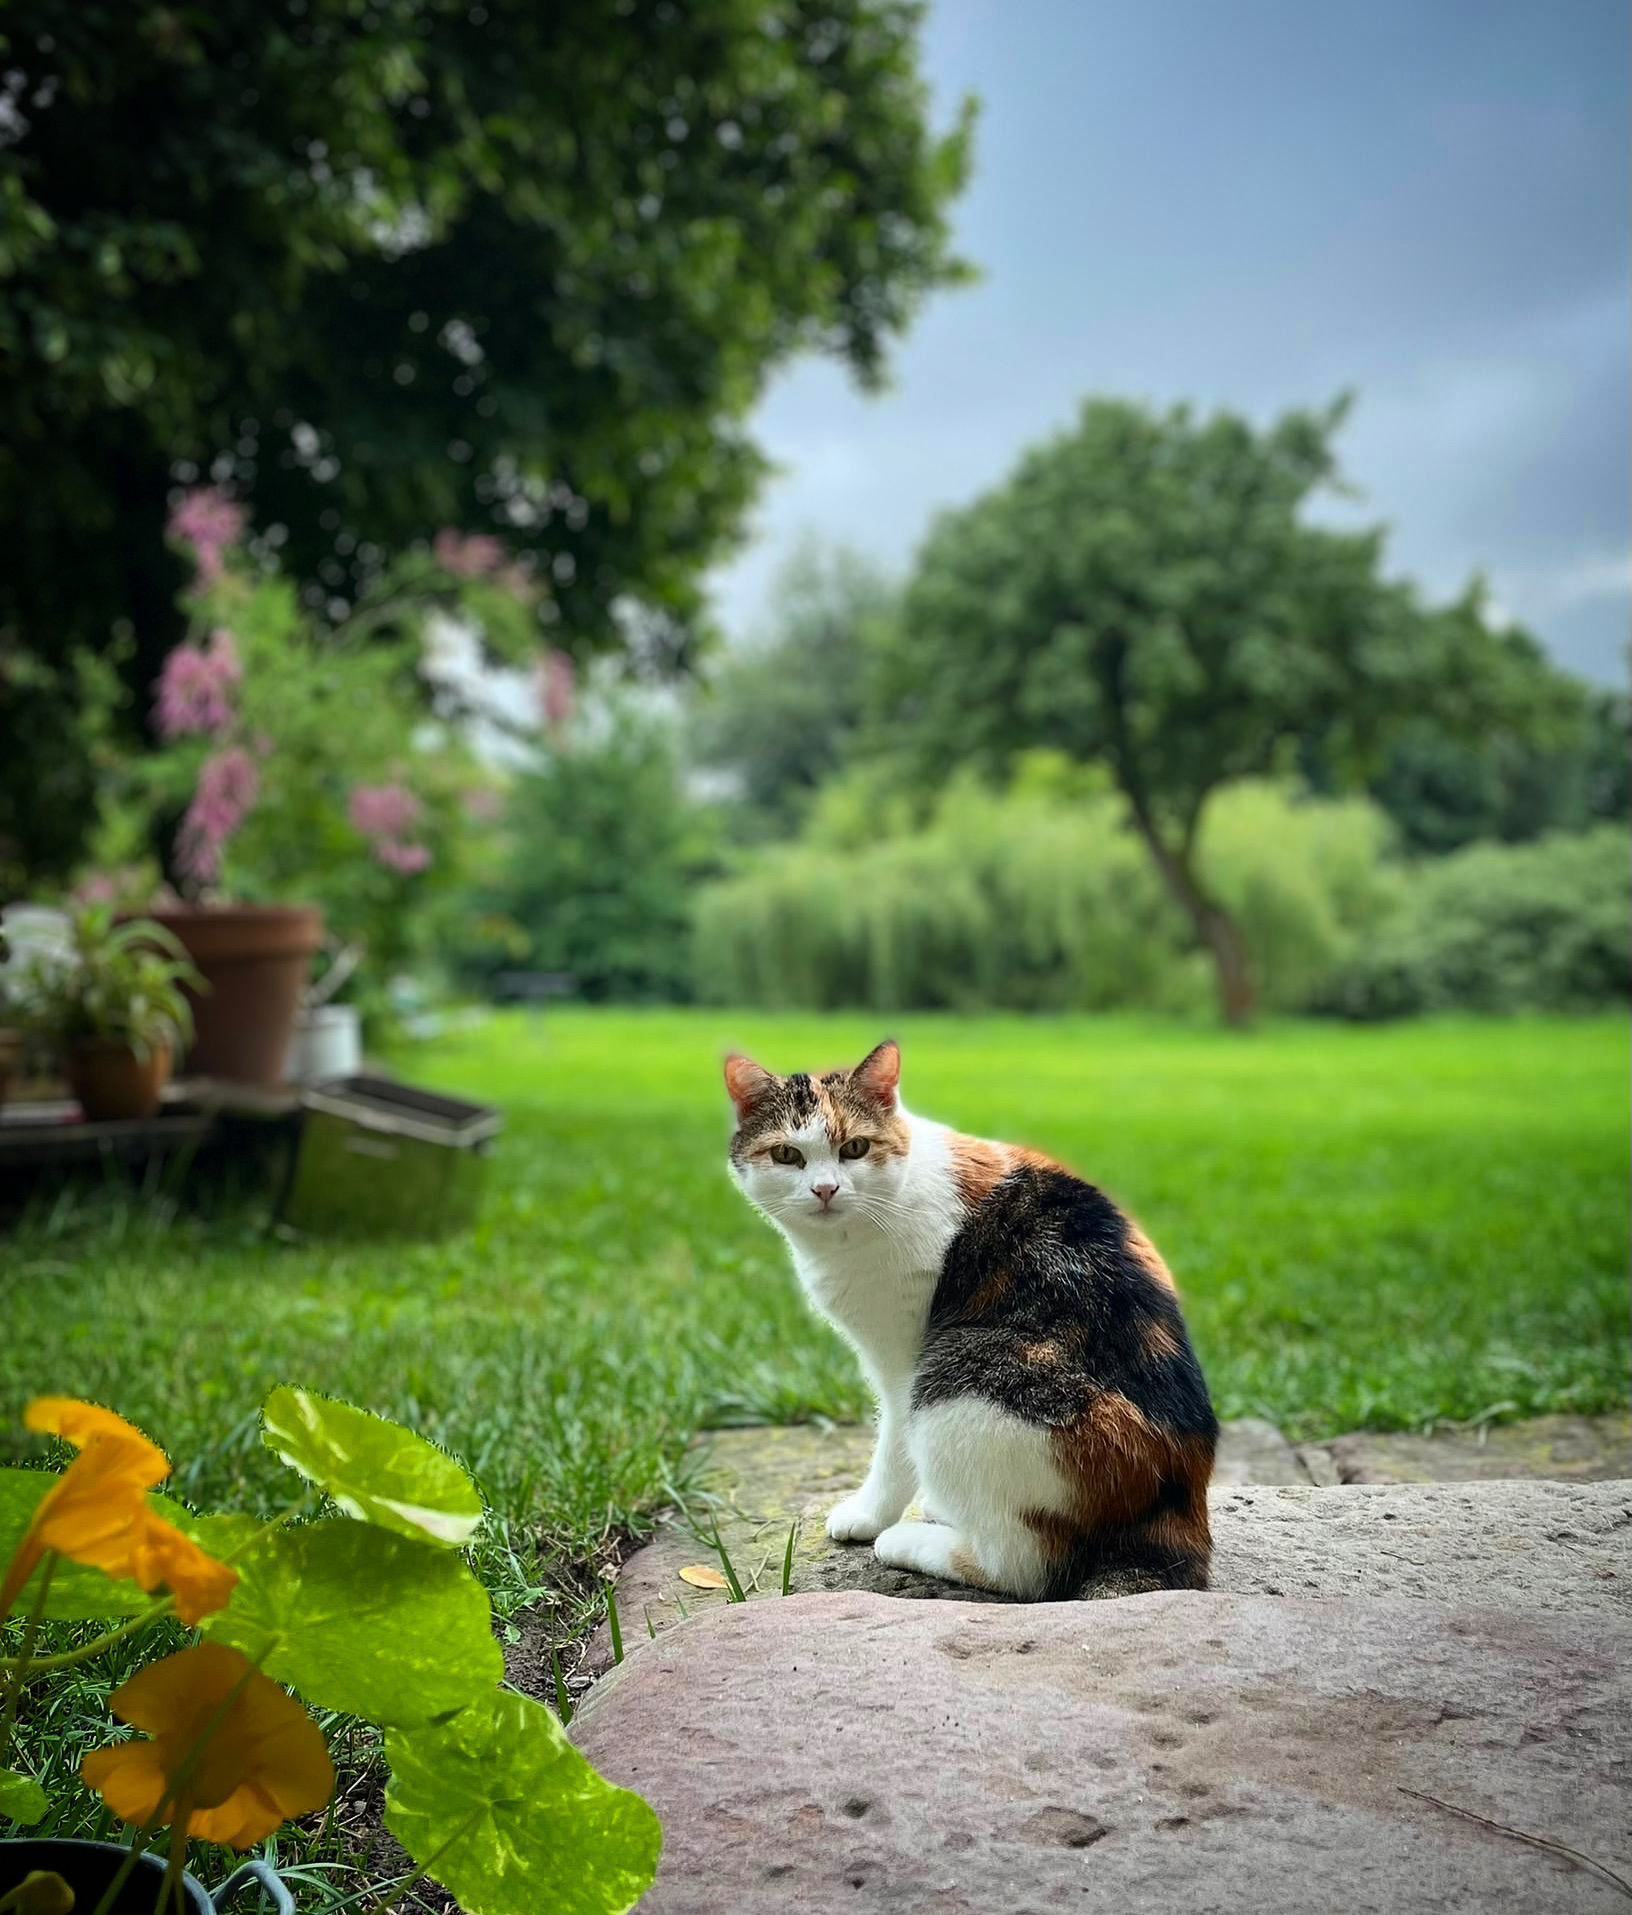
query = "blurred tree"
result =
(457, 704, 718, 1002)
(687, 542, 893, 835)
(0, 0, 973, 881)
(875, 396, 1557, 1024)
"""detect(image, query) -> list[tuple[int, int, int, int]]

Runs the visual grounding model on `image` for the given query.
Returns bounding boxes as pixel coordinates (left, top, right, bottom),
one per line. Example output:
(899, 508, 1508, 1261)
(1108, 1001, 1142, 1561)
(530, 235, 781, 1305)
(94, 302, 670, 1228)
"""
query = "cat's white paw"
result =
(874, 1519, 959, 1579)
(826, 1493, 893, 1543)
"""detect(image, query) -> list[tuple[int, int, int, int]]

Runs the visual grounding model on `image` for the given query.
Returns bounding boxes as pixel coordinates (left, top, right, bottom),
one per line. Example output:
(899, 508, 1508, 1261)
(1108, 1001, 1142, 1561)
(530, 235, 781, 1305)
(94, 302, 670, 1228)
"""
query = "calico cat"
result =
(724, 1039, 1216, 1600)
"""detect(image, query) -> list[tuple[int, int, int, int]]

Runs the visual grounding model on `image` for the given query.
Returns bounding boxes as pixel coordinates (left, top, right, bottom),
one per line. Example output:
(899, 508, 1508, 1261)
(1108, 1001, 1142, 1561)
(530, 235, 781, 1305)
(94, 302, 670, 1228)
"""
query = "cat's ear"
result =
(724, 1052, 776, 1119)
(852, 1039, 900, 1109)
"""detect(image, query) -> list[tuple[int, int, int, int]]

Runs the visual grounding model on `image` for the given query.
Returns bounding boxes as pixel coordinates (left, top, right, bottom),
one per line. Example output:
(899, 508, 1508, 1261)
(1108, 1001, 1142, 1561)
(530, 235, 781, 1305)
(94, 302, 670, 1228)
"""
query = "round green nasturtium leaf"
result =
(261, 1387, 483, 1547)
(386, 1691, 661, 1915)
(206, 1519, 502, 1726)
(0, 1767, 49, 1826)
(0, 1469, 191, 1621)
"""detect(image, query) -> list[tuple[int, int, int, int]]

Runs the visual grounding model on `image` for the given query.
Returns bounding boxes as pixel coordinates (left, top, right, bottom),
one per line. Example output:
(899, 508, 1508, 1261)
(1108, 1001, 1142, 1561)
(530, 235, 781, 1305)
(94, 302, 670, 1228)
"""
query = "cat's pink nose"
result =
(812, 1182, 839, 1207)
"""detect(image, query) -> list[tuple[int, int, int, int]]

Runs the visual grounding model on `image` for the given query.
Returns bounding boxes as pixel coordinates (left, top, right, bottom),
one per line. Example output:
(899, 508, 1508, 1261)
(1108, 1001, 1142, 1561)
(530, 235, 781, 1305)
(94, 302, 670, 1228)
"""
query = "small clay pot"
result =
(142, 905, 323, 1088)
(66, 1037, 173, 1122)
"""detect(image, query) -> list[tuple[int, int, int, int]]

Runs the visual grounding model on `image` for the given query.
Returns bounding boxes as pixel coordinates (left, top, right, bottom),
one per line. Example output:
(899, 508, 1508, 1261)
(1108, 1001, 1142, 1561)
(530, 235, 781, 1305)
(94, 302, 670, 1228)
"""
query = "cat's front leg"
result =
(826, 1395, 915, 1543)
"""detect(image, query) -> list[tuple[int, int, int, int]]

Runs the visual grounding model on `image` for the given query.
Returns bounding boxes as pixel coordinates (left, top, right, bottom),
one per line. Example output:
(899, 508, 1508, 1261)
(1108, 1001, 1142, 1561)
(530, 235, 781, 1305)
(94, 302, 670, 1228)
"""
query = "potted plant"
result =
(0, 1391, 659, 1915)
(20, 912, 200, 1122)
(82, 494, 522, 1087)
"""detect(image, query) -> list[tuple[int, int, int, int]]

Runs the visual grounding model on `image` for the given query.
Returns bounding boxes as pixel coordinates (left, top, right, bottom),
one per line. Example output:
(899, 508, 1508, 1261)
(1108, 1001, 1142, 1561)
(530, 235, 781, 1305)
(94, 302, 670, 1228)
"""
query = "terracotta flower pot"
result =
(144, 905, 324, 1088)
(67, 1038, 173, 1121)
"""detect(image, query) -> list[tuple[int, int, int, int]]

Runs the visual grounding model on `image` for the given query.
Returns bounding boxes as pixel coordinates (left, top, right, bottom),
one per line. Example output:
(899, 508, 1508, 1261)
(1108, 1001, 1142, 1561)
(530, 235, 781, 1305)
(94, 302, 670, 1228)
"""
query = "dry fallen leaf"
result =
(677, 1564, 730, 1590)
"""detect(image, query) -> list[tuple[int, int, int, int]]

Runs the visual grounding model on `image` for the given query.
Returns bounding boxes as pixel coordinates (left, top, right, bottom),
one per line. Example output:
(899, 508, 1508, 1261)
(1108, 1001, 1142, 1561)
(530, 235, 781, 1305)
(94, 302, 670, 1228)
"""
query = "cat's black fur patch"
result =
(917, 1165, 1217, 1594)
(920, 1168, 1214, 1432)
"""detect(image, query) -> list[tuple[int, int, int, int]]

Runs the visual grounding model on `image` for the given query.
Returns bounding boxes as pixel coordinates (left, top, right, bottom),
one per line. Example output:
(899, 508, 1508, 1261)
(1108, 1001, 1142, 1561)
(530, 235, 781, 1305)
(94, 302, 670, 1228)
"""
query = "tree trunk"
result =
(1126, 803, 1258, 1027)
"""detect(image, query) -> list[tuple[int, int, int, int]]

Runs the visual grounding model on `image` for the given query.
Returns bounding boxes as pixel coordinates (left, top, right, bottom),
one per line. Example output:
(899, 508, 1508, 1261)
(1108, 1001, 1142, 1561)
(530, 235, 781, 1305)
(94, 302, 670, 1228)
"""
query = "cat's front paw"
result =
(826, 1492, 893, 1543)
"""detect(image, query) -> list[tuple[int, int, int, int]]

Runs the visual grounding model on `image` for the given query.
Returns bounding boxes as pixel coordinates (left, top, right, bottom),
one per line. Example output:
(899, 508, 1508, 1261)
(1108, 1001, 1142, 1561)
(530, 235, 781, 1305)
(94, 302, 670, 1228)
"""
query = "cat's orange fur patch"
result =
(946, 1134, 1011, 1207)
(1124, 1220, 1177, 1293)
(813, 1076, 911, 1158)
(1018, 1339, 1063, 1366)
(948, 1543, 1000, 1590)
(947, 1134, 1069, 1210)
(1045, 1392, 1214, 1584)
(1142, 1317, 1182, 1361)
(952, 1265, 1014, 1322)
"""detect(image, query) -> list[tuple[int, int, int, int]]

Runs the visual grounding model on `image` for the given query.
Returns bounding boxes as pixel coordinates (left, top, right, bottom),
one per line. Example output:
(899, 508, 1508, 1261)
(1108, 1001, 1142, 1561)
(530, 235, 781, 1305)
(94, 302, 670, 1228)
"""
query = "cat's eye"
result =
(839, 1137, 871, 1160)
(768, 1143, 805, 1167)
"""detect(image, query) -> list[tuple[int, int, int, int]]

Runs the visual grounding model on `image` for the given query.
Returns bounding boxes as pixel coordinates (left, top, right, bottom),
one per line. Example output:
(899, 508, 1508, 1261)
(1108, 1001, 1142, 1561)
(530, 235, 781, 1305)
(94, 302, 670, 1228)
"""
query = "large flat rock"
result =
(586, 1420, 1312, 1665)
(572, 1589, 1631, 1914)
(1210, 1480, 1630, 1613)
(1300, 1413, 1631, 1487)
(586, 1422, 1629, 1672)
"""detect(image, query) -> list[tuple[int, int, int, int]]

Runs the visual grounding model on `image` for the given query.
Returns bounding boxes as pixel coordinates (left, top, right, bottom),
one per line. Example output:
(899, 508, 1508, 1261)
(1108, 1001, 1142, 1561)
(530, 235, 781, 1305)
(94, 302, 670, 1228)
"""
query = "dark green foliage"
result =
(688, 543, 893, 836)
(1315, 826, 1630, 1019)
(875, 395, 1555, 1021)
(462, 707, 719, 1002)
(0, 0, 973, 879)
(1357, 692, 1630, 854)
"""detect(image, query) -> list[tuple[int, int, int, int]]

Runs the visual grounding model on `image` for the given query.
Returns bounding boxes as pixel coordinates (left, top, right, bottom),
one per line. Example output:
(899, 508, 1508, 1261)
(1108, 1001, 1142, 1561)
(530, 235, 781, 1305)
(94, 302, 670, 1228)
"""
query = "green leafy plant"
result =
(0, 1388, 660, 1915)
(18, 911, 200, 1061)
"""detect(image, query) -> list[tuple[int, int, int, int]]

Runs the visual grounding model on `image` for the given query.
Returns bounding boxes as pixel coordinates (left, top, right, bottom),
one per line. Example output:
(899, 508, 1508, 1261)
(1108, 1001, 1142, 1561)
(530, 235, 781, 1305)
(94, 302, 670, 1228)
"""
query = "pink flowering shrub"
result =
(167, 488, 247, 586)
(374, 839, 432, 875)
(348, 783, 424, 840)
(432, 529, 508, 579)
(535, 648, 576, 733)
(175, 746, 260, 884)
(349, 782, 433, 874)
(154, 629, 242, 739)
(89, 493, 537, 1013)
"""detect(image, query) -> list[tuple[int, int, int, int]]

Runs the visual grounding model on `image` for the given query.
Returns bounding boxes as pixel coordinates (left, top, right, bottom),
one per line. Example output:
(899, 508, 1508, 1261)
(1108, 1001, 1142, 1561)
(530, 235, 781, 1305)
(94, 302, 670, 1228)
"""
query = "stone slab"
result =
(572, 1589, 1632, 1915)
(1209, 1480, 1630, 1614)
(588, 1420, 1306, 1668)
(587, 1424, 1630, 1672)
(1302, 1413, 1632, 1486)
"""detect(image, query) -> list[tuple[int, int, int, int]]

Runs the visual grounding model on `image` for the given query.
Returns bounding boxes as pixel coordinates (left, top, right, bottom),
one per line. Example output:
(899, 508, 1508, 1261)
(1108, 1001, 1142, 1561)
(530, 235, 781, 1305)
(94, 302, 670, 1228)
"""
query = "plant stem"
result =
(0, 1554, 57, 1767)
(0, 1594, 177, 1676)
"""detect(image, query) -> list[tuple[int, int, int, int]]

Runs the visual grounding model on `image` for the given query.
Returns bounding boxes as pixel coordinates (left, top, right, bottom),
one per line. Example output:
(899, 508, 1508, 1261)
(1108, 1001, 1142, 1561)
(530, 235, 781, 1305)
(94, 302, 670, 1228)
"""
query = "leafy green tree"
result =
(688, 543, 893, 835)
(875, 396, 1554, 1023)
(460, 704, 719, 1002)
(0, 0, 973, 881)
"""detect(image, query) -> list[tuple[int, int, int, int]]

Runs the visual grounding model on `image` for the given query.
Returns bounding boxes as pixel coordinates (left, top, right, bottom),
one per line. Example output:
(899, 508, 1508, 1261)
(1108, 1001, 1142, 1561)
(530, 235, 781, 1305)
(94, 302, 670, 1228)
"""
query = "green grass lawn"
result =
(6, 1010, 1628, 1563)
(2, 1010, 1626, 1895)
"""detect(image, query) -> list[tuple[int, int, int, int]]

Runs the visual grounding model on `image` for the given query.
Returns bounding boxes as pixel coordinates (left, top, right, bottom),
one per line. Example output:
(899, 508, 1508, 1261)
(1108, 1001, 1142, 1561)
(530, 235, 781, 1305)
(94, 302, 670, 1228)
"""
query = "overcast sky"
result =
(709, 0, 1629, 684)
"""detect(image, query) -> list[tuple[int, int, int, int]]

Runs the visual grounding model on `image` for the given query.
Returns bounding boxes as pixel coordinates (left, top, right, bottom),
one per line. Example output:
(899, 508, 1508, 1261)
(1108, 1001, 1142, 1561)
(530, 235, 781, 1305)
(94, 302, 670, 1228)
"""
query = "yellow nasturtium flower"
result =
(0, 1397, 238, 1625)
(82, 1642, 334, 1848)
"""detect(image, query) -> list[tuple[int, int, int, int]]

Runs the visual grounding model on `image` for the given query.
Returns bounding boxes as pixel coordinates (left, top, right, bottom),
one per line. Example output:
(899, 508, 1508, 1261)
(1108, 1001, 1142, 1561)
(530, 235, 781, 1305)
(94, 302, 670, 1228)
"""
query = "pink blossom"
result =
(154, 628, 241, 738)
(375, 839, 432, 875)
(461, 786, 503, 823)
(175, 746, 259, 885)
(168, 488, 247, 584)
(535, 648, 575, 732)
(433, 528, 507, 579)
(349, 782, 424, 840)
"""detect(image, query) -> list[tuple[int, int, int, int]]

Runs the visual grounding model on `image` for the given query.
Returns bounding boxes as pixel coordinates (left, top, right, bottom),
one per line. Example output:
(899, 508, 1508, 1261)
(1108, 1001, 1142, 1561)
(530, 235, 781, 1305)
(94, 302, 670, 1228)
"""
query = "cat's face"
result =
(724, 1040, 912, 1235)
